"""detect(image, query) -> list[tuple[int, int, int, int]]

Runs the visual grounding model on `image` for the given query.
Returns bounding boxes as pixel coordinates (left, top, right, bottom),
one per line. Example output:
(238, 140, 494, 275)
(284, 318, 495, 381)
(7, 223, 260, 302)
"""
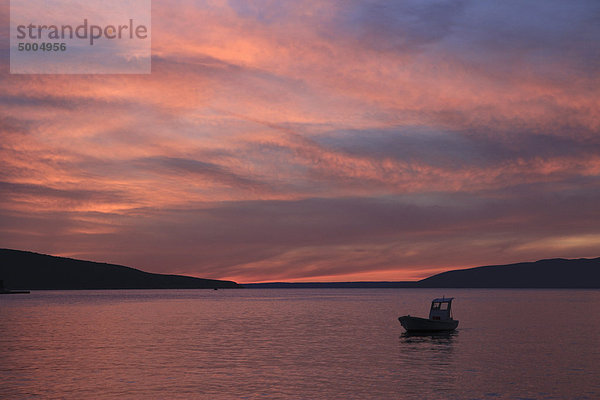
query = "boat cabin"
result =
(429, 297, 454, 321)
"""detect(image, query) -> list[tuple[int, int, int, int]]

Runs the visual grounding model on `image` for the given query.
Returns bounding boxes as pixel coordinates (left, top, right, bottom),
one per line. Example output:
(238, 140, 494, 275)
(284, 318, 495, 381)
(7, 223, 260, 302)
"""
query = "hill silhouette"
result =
(0, 249, 240, 290)
(417, 257, 600, 288)
(245, 257, 600, 288)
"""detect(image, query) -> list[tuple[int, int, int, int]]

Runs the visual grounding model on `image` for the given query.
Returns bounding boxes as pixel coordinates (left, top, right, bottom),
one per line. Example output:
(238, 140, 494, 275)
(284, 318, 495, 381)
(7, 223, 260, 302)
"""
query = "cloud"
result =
(454, 1, 600, 75)
(0, 0, 599, 281)
(2, 181, 599, 282)
(134, 156, 272, 192)
(0, 181, 124, 201)
(334, 0, 467, 54)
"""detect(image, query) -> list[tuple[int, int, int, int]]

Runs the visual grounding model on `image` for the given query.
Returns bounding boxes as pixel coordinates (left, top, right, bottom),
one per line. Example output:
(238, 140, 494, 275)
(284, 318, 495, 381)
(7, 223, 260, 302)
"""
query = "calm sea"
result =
(1, 289, 599, 399)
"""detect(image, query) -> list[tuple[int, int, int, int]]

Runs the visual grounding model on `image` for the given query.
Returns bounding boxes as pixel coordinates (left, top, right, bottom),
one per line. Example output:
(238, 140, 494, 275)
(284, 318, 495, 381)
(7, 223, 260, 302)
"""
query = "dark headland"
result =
(0, 249, 240, 290)
(245, 257, 600, 289)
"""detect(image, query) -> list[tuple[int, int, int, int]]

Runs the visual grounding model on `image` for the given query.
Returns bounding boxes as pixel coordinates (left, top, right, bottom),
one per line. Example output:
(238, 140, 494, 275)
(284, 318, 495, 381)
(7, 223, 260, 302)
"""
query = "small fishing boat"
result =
(398, 297, 458, 332)
(0, 280, 29, 294)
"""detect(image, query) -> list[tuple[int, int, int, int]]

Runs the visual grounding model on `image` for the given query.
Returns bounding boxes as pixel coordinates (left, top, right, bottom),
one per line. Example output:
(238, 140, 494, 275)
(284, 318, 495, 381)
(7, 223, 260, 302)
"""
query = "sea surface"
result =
(1, 289, 599, 399)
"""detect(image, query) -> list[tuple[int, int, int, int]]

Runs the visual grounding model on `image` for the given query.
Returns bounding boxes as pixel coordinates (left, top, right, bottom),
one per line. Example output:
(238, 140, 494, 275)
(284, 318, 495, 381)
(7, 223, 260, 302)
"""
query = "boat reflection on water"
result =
(400, 329, 458, 343)
(397, 324, 459, 395)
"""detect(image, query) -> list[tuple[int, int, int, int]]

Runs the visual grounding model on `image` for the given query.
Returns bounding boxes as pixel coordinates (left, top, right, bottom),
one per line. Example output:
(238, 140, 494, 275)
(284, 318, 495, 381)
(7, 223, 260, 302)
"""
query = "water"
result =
(1, 289, 599, 399)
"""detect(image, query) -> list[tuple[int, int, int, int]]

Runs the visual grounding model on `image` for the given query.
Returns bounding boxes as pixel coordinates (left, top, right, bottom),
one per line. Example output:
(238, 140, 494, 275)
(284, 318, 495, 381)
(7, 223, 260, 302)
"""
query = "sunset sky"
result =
(1, 0, 599, 282)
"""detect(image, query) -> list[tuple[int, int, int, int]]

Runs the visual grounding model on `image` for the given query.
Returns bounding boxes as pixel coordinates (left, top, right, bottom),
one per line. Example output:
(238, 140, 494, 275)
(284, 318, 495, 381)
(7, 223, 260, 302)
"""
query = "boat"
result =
(0, 289, 30, 294)
(398, 297, 458, 332)
(0, 279, 30, 294)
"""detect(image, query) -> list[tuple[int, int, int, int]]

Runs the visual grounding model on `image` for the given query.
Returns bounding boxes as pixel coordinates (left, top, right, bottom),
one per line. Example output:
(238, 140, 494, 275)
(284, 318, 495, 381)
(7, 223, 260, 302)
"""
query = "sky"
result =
(1, 0, 599, 283)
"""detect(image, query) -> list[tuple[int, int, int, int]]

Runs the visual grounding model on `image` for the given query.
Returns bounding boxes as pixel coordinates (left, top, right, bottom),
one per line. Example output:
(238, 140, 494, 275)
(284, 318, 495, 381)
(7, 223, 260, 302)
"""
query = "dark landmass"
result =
(417, 257, 600, 288)
(245, 257, 600, 288)
(0, 249, 240, 290)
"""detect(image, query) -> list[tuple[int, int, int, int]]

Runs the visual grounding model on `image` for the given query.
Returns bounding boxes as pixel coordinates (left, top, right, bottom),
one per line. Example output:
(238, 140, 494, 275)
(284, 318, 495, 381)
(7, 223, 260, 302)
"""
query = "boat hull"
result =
(398, 316, 458, 332)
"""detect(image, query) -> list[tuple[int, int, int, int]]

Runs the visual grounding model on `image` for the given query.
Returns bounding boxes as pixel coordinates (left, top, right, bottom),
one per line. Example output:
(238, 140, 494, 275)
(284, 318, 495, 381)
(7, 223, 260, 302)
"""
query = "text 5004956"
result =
(17, 42, 67, 51)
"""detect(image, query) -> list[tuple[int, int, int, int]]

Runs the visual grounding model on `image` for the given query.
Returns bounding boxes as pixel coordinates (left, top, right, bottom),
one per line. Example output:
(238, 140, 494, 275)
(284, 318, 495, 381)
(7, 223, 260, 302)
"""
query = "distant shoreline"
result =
(242, 283, 600, 289)
(244, 257, 600, 289)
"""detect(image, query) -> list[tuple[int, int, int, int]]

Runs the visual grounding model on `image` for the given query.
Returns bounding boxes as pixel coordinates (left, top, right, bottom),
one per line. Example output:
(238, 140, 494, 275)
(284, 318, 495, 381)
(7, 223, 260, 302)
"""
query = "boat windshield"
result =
(431, 301, 451, 310)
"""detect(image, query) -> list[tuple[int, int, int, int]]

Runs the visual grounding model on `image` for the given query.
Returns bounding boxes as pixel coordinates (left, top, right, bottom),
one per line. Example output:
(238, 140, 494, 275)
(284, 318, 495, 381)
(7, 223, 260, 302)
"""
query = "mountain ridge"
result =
(0, 248, 240, 290)
(417, 257, 600, 288)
